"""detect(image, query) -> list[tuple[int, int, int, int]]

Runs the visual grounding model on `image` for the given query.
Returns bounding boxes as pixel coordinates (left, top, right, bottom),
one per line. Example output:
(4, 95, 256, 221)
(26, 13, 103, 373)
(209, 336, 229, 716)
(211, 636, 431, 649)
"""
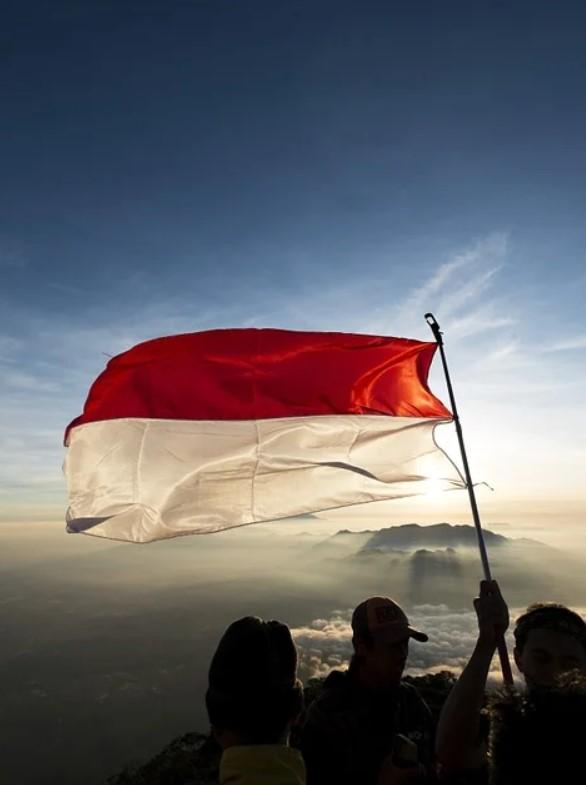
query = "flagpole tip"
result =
(424, 313, 443, 344)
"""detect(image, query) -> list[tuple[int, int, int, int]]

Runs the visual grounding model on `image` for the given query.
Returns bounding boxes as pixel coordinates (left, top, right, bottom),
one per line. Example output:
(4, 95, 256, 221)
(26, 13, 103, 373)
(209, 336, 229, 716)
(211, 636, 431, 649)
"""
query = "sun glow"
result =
(422, 477, 449, 500)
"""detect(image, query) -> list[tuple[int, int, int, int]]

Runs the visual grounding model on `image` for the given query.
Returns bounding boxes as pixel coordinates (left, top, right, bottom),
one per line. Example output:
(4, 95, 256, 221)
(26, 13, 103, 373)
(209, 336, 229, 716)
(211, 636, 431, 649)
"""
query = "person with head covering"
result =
(206, 616, 306, 785)
(301, 596, 433, 785)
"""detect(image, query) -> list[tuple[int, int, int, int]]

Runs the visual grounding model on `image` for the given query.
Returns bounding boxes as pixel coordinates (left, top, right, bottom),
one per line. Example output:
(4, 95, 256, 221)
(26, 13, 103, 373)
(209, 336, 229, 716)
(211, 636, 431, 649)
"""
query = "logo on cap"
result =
(352, 597, 428, 644)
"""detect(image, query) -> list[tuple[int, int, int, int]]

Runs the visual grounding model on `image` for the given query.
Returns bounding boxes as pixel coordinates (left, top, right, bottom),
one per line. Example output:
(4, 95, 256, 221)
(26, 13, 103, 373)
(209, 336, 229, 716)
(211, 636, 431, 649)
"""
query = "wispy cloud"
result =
(390, 232, 510, 335)
(447, 308, 516, 340)
(248, 232, 514, 343)
(483, 341, 522, 364)
(543, 335, 586, 352)
(438, 265, 503, 321)
(2, 370, 63, 393)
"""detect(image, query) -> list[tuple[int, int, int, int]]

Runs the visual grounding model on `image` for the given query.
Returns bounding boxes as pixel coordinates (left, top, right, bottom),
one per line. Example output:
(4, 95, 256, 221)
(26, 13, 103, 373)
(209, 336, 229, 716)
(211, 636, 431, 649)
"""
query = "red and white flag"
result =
(64, 328, 464, 542)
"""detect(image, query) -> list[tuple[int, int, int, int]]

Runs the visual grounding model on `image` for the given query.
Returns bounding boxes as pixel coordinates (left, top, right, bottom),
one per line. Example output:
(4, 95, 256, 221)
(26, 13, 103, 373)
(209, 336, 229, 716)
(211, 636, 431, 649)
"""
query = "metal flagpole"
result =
(424, 312, 513, 686)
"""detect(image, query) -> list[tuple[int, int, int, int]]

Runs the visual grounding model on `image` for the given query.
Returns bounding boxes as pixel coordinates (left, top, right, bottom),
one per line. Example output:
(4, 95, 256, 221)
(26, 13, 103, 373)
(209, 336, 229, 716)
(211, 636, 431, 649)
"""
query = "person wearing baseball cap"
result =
(301, 597, 433, 785)
(205, 616, 306, 785)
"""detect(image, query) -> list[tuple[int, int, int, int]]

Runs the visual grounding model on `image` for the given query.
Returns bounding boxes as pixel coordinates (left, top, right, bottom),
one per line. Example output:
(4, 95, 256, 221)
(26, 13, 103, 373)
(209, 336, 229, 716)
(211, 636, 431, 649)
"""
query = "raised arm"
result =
(435, 580, 510, 772)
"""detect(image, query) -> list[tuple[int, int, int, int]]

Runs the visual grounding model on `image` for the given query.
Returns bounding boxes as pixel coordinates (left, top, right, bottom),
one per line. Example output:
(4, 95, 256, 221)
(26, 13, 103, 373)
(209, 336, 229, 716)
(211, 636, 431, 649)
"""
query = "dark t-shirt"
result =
(300, 669, 433, 785)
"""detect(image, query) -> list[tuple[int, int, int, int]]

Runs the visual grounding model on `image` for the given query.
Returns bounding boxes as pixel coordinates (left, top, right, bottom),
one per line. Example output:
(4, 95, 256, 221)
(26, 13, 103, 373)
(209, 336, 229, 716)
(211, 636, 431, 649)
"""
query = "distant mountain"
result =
(308, 523, 519, 563)
(307, 528, 374, 560)
(303, 523, 580, 607)
(357, 523, 510, 552)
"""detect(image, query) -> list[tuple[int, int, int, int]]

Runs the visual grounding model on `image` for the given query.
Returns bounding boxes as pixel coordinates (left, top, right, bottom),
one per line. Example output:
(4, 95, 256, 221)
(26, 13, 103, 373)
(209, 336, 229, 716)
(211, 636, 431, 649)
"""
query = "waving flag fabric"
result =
(64, 328, 465, 542)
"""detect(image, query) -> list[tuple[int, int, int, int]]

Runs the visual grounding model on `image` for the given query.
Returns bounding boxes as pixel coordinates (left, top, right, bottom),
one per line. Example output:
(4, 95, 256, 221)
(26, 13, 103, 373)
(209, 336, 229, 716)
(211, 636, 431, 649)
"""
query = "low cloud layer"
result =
(291, 604, 558, 684)
(291, 604, 497, 682)
(292, 612, 353, 679)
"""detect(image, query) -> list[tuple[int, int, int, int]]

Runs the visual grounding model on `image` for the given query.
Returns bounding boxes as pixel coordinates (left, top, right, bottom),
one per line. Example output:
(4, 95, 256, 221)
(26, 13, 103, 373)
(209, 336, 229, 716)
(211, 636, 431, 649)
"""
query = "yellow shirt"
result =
(220, 745, 306, 785)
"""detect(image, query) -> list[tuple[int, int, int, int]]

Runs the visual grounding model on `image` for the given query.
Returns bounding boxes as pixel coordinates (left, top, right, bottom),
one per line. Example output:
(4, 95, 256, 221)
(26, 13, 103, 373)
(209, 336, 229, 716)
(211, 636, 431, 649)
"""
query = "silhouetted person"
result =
(205, 616, 305, 785)
(488, 670, 586, 784)
(301, 597, 433, 785)
(435, 582, 586, 779)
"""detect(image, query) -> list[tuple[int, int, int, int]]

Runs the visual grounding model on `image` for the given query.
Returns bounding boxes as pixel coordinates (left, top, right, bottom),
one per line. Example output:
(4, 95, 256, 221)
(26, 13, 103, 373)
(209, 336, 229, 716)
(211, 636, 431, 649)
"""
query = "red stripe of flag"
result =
(65, 328, 450, 440)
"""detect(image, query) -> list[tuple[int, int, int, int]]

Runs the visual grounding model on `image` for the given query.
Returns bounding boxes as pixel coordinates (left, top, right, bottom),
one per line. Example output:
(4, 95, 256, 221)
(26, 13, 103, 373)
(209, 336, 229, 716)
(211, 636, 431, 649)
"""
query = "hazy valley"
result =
(2, 519, 585, 785)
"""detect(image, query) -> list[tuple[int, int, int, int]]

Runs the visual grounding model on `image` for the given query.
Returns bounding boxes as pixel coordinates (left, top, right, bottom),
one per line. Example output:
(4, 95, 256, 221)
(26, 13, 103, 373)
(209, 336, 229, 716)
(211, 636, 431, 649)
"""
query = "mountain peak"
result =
(334, 523, 510, 553)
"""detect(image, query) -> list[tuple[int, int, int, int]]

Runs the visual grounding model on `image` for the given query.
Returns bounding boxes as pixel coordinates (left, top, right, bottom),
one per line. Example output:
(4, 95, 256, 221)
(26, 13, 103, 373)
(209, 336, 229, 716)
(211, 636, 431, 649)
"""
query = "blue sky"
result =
(2, 0, 585, 527)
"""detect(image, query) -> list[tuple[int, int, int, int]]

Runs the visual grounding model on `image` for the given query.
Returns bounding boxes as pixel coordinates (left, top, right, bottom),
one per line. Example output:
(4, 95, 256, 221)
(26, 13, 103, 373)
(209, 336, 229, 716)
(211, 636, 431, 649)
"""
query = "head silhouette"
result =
(205, 616, 303, 748)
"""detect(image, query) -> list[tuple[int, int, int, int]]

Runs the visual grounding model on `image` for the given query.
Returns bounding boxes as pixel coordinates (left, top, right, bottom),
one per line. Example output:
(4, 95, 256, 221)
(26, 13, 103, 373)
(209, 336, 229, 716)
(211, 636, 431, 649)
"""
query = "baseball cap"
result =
(351, 597, 428, 643)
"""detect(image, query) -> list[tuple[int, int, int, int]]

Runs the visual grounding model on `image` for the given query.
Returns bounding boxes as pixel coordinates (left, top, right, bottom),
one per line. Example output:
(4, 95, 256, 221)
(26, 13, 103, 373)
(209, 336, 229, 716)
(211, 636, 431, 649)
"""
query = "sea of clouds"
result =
(291, 604, 521, 684)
